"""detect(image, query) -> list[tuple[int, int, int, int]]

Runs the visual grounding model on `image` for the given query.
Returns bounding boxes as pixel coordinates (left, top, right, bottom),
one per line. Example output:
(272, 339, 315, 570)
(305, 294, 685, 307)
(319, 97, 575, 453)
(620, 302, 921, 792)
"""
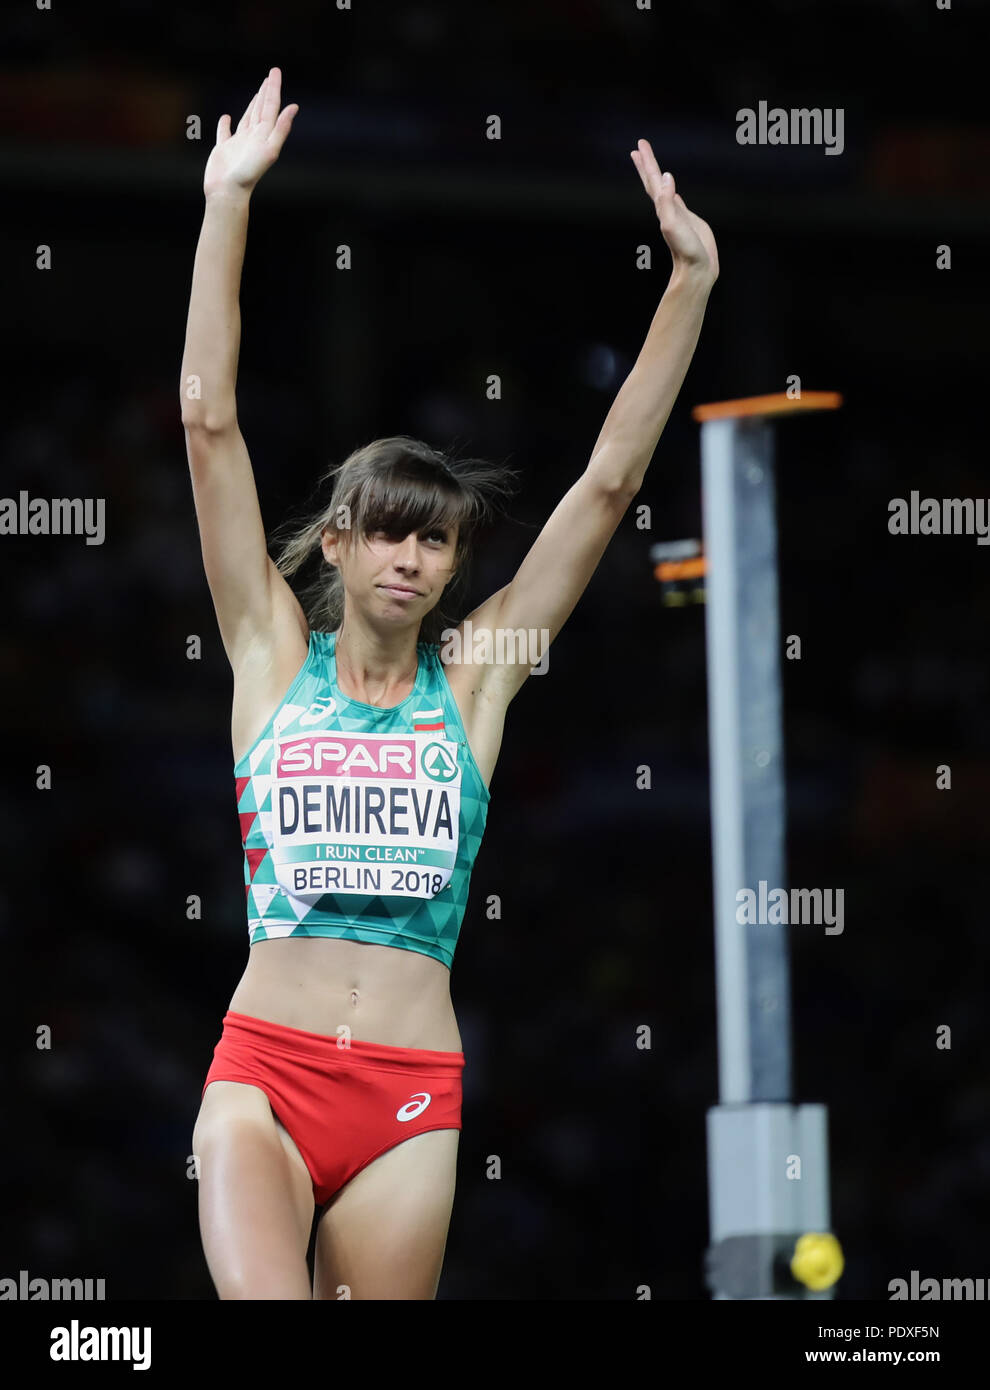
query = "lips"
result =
(379, 585, 419, 596)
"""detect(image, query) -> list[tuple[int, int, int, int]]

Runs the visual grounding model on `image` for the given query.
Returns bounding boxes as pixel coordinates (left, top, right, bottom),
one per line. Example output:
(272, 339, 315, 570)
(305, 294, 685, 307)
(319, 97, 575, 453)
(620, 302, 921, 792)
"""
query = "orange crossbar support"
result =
(655, 557, 707, 582)
(692, 391, 842, 423)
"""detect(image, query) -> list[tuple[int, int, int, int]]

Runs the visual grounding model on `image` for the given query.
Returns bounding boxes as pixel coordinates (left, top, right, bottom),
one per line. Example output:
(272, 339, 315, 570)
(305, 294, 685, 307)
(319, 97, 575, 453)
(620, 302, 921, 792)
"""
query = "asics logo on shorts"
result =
(396, 1092, 432, 1122)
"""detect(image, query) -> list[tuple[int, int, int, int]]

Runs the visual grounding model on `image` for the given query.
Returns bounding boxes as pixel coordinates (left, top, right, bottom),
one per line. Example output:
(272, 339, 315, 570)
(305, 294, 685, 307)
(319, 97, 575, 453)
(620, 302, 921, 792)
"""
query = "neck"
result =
(334, 621, 419, 705)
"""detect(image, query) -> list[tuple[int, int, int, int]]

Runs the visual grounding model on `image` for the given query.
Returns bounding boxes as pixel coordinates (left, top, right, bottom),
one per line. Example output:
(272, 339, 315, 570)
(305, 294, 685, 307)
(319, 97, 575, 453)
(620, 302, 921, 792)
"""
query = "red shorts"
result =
(201, 1010, 465, 1209)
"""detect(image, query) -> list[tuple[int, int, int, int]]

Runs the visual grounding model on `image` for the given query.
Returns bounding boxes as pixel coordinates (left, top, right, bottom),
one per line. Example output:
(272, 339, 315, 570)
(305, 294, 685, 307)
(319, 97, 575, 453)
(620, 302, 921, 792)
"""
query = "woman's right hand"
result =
(204, 67, 298, 200)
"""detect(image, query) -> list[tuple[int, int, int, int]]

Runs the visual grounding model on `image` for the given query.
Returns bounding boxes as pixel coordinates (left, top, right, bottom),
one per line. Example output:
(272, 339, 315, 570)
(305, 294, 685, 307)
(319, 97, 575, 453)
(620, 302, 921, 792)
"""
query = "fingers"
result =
(215, 113, 231, 145)
(630, 138, 668, 201)
(638, 138, 662, 184)
(260, 67, 281, 126)
(236, 78, 264, 134)
(268, 103, 299, 150)
(247, 80, 266, 127)
(228, 69, 290, 147)
(639, 138, 662, 194)
(631, 140, 686, 210)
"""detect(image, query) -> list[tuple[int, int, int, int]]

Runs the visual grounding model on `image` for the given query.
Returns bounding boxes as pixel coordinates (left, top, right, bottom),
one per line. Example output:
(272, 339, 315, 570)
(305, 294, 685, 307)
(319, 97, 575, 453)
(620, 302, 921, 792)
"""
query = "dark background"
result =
(2, 0, 989, 1301)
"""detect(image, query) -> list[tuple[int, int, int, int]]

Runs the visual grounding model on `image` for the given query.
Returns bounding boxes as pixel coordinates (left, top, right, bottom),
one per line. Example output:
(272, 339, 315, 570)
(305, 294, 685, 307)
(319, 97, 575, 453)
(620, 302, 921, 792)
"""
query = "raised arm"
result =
(180, 68, 300, 669)
(454, 141, 718, 704)
(588, 139, 719, 485)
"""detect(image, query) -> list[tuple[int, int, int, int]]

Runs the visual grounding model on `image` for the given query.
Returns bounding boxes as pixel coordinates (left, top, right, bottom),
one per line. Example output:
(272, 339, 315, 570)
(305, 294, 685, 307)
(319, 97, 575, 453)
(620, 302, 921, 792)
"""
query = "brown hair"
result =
(269, 435, 521, 644)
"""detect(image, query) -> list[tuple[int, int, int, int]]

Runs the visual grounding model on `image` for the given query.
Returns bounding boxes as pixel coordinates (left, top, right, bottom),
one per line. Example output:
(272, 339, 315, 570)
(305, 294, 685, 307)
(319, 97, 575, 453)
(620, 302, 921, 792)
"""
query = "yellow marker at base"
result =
(791, 1232, 845, 1290)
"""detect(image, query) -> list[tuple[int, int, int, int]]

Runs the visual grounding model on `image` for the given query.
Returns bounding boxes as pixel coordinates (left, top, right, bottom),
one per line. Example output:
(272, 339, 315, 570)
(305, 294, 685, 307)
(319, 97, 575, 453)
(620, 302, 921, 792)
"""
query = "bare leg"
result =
(193, 1080, 315, 1299)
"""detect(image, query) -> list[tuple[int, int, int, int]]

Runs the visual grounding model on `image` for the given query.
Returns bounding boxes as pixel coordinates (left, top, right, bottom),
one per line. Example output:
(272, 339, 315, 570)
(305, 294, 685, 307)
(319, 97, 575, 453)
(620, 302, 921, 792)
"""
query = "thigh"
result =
(194, 1080, 315, 1299)
(313, 1128, 460, 1301)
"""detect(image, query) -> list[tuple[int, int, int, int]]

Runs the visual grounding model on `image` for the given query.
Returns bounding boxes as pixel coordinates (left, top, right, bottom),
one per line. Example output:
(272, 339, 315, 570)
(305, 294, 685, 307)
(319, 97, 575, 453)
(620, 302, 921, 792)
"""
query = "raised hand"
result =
(630, 139, 718, 282)
(204, 67, 298, 199)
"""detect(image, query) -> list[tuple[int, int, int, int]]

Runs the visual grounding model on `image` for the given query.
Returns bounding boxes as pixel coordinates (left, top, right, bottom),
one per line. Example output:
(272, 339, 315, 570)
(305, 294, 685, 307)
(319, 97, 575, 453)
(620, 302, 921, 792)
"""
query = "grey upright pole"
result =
(692, 394, 842, 1300)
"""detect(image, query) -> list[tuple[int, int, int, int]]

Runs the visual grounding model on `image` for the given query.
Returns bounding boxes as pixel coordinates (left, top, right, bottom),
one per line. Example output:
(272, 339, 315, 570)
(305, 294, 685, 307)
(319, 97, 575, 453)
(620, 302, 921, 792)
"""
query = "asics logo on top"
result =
(299, 696, 337, 726)
(396, 1092, 432, 1122)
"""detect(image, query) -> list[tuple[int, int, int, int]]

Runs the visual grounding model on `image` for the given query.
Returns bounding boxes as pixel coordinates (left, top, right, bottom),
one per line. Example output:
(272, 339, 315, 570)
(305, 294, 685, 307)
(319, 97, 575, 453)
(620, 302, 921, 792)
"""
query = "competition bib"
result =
(270, 725, 462, 902)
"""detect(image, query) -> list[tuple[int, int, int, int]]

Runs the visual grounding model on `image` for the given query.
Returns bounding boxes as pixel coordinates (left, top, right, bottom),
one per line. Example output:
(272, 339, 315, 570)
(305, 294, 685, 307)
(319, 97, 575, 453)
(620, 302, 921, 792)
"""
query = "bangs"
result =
(353, 467, 474, 547)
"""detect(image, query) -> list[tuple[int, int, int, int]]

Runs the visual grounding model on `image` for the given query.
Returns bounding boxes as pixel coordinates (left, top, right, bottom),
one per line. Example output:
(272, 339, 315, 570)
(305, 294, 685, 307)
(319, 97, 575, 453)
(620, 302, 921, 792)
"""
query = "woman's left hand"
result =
(630, 138, 719, 283)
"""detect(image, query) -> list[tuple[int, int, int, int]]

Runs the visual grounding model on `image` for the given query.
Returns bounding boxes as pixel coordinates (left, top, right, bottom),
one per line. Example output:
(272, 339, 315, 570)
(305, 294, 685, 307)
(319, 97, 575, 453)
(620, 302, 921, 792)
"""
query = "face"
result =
(321, 519, 458, 620)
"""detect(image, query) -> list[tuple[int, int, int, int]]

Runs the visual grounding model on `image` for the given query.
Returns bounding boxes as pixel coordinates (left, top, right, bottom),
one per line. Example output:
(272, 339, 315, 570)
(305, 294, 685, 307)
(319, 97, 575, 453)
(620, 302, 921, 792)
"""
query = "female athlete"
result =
(182, 67, 718, 1299)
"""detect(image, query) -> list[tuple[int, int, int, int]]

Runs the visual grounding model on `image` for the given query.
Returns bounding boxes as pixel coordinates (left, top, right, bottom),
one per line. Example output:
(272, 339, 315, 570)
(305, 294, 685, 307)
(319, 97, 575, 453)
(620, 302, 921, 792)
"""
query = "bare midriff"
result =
(226, 935, 463, 1053)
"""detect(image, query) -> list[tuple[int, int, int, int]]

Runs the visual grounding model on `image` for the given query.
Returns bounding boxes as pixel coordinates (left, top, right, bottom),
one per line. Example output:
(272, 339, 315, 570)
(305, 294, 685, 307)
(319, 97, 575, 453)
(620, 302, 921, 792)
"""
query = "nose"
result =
(393, 531, 422, 569)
